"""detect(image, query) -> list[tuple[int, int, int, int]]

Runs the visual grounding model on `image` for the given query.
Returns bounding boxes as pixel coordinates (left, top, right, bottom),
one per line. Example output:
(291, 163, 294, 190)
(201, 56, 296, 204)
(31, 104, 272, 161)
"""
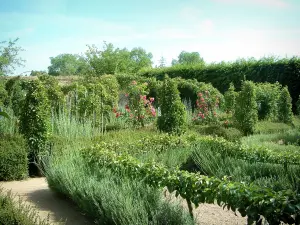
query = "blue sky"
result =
(1, 0, 300, 75)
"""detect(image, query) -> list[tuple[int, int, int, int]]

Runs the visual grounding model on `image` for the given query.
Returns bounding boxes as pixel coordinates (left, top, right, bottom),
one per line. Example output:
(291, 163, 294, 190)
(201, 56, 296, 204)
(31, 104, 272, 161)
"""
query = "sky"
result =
(1, 0, 300, 75)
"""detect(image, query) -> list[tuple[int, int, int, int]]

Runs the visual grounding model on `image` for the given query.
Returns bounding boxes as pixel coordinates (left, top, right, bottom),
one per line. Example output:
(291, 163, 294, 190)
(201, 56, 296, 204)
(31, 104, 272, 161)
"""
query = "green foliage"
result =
(224, 82, 236, 113)
(0, 134, 28, 181)
(278, 86, 293, 124)
(256, 82, 281, 120)
(171, 51, 204, 66)
(82, 146, 300, 225)
(123, 80, 156, 127)
(48, 53, 90, 76)
(0, 79, 8, 106)
(19, 80, 50, 171)
(193, 125, 243, 141)
(43, 148, 194, 225)
(192, 144, 300, 193)
(297, 95, 300, 115)
(0, 188, 51, 225)
(157, 75, 187, 135)
(139, 57, 300, 112)
(0, 38, 25, 76)
(4, 76, 27, 116)
(256, 121, 293, 134)
(38, 75, 64, 113)
(86, 42, 153, 75)
(234, 81, 258, 135)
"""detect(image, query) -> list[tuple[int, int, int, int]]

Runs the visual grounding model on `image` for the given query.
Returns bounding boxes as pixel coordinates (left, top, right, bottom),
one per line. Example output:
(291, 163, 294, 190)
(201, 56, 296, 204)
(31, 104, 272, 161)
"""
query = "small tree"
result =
(278, 86, 293, 124)
(234, 80, 258, 135)
(157, 75, 186, 135)
(224, 82, 236, 113)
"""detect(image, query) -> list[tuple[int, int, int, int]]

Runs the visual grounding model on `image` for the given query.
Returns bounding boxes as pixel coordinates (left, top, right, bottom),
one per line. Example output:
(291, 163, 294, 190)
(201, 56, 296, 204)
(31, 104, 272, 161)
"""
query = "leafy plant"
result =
(157, 75, 187, 135)
(224, 82, 236, 113)
(234, 80, 258, 135)
(19, 80, 50, 175)
(278, 86, 293, 124)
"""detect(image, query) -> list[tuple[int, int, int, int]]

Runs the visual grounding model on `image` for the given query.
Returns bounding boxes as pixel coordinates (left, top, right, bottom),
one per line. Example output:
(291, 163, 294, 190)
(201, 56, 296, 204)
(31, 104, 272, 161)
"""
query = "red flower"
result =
(150, 97, 155, 102)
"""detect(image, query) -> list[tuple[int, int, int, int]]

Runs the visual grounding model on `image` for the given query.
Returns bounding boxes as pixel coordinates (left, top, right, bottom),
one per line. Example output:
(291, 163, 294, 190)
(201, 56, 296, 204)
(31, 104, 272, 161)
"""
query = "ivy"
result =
(19, 80, 50, 175)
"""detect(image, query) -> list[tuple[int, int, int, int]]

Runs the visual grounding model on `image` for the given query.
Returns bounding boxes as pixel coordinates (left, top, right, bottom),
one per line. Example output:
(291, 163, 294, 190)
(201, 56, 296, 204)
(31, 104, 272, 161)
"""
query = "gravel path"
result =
(0, 178, 247, 225)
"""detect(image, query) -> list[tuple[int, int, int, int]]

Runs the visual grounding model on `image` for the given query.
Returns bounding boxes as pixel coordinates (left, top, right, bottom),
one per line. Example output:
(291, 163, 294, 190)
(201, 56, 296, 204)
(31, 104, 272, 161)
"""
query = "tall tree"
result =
(48, 53, 90, 76)
(158, 56, 166, 68)
(0, 38, 25, 76)
(172, 51, 204, 66)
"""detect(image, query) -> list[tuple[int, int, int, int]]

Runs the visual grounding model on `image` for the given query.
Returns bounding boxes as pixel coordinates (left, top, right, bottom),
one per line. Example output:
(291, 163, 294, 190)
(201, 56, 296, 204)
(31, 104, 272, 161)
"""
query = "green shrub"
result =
(43, 149, 195, 225)
(0, 134, 28, 181)
(157, 75, 187, 135)
(256, 121, 293, 134)
(0, 188, 51, 225)
(193, 125, 243, 141)
(296, 95, 300, 115)
(224, 82, 236, 113)
(255, 82, 281, 120)
(278, 86, 293, 124)
(19, 80, 50, 175)
(234, 80, 258, 135)
(139, 57, 300, 112)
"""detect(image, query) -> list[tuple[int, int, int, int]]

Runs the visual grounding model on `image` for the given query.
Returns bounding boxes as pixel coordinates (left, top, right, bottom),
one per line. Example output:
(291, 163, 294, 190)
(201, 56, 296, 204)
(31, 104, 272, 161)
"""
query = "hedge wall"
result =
(139, 57, 300, 112)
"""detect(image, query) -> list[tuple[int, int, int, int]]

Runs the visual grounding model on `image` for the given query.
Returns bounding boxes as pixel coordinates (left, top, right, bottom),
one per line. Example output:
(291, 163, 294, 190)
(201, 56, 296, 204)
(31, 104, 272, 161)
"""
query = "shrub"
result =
(0, 188, 51, 225)
(0, 134, 28, 181)
(157, 75, 187, 135)
(139, 57, 300, 112)
(19, 80, 50, 175)
(224, 82, 236, 113)
(256, 82, 281, 120)
(234, 80, 258, 135)
(193, 125, 243, 141)
(278, 86, 293, 124)
(192, 90, 220, 124)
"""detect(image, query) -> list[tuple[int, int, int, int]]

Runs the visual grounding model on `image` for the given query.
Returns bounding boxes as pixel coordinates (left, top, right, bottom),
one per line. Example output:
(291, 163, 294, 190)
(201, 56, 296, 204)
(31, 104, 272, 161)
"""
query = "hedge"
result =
(139, 57, 300, 112)
(0, 134, 28, 181)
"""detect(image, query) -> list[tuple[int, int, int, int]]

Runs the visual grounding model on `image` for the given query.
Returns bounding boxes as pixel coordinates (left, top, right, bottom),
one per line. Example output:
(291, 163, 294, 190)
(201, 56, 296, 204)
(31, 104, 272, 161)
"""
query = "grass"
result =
(42, 148, 195, 225)
(241, 128, 300, 154)
(0, 107, 19, 135)
(191, 142, 300, 193)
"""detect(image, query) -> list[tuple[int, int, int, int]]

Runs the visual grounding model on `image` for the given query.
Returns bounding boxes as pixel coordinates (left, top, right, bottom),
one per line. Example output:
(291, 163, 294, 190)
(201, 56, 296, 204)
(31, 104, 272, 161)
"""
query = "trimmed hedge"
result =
(0, 188, 51, 225)
(139, 57, 300, 112)
(0, 134, 28, 181)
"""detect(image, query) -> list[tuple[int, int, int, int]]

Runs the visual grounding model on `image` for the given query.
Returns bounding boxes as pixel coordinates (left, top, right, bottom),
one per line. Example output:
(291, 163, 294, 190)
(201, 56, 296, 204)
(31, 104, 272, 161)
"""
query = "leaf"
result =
(0, 111, 10, 119)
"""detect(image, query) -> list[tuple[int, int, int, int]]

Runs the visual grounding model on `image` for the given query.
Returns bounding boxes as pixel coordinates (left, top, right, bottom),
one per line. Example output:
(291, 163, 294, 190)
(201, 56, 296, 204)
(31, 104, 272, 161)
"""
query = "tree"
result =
(30, 70, 48, 76)
(48, 53, 90, 76)
(172, 51, 204, 66)
(158, 57, 166, 68)
(0, 38, 25, 76)
(86, 42, 153, 75)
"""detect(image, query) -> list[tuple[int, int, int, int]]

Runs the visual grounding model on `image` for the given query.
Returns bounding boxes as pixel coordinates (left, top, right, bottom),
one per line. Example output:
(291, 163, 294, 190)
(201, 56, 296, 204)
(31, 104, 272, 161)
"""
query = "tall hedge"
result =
(139, 57, 300, 112)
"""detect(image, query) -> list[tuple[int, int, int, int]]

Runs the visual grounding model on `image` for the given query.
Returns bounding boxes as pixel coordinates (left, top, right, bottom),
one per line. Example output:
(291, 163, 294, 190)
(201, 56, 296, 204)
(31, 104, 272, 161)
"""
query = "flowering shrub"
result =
(113, 80, 156, 127)
(192, 90, 219, 124)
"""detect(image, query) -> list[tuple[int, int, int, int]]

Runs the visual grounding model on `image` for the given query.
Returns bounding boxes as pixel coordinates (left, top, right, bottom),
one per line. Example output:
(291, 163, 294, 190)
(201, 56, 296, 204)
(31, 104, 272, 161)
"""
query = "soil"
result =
(0, 178, 247, 225)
